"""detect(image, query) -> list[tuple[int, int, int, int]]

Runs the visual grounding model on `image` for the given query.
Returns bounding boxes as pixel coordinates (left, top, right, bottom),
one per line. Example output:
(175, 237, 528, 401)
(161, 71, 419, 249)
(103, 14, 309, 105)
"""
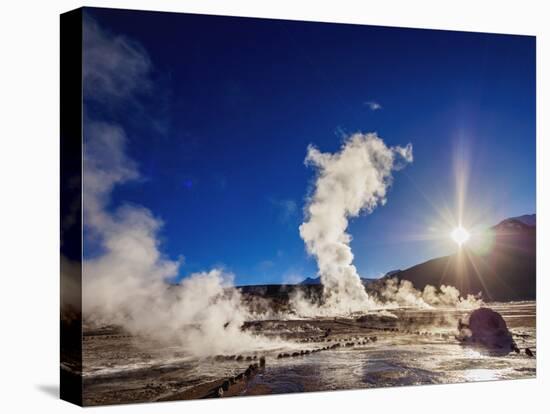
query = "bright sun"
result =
(451, 226, 470, 247)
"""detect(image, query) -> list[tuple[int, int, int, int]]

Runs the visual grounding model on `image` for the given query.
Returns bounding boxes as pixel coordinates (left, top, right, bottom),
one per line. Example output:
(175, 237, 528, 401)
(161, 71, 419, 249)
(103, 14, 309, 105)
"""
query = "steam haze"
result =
(81, 17, 285, 357)
(81, 17, 489, 357)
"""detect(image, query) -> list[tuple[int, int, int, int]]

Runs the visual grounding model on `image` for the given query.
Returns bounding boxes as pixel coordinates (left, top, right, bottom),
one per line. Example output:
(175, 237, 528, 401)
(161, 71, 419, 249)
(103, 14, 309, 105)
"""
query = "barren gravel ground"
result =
(81, 302, 535, 406)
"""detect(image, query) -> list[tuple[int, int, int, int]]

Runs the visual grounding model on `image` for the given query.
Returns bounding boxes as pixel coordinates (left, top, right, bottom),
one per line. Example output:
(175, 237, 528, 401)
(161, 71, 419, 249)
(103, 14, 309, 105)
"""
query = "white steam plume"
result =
(82, 120, 283, 357)
(82, 16, 284, 358)
(299, 133, 413, 314)
(374, 277, 483, 310)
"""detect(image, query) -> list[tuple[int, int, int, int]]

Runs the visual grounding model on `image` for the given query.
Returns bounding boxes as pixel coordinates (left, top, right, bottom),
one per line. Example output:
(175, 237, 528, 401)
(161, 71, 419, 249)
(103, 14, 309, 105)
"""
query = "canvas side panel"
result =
(60, 8, 83, 407)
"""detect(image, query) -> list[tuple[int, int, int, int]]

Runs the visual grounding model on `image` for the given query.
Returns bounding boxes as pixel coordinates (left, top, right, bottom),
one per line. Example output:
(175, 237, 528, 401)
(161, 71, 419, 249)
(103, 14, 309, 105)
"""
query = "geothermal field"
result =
(71, 126, 537, 405)
(62, 14, 537, 406)
(80, 300, 535, 405)
(73, 123, 537, 405)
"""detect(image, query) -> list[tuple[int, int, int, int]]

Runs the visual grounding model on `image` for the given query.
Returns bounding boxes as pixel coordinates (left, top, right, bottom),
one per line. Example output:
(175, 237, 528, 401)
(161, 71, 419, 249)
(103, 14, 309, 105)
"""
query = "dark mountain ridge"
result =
(238, 215, 535, 303)
(300, 276, 378, 286)
(389, 216, 536, 301)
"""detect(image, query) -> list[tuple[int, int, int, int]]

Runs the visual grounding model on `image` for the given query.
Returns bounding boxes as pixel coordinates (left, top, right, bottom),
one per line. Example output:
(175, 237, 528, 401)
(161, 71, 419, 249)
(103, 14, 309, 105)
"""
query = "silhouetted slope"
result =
(239, 216, 535, 304)
(300, 276, 377, 286)
(510, 214, 536, 227)
(393, 218, 536, 301)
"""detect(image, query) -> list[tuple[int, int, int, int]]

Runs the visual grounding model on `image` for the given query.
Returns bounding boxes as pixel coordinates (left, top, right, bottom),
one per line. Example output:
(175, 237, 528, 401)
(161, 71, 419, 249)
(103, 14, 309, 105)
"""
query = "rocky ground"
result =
(81, 302, 536, 406)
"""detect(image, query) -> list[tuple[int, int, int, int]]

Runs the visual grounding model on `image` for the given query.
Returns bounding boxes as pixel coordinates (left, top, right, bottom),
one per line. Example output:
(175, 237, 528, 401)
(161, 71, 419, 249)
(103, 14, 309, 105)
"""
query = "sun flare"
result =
(451, 226, 470, 247)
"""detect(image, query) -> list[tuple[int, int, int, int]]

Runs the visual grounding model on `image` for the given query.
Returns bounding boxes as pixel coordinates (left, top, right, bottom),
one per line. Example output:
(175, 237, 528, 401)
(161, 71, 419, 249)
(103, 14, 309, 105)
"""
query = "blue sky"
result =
(83, 8, 535, 285)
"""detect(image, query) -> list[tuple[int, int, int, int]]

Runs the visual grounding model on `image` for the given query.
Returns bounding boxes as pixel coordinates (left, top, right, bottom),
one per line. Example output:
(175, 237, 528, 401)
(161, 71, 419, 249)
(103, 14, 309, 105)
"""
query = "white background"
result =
(0, 0, 548, 412)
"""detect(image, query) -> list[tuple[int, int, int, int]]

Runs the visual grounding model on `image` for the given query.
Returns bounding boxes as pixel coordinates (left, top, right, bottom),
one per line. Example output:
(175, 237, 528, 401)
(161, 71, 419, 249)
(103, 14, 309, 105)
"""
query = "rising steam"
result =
(81, 17, 285, 357)
(374, 278, 483, 310)
(79, 18, 481, 360)
(299, 133, 413, 313)
(82, 119, 283, 358)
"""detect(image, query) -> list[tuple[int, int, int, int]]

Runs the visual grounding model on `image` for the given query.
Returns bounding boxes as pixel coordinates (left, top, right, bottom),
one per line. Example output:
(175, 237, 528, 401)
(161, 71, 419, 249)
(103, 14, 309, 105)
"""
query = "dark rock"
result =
(525, 348, 534, 357)
(457, 308, 514, 351)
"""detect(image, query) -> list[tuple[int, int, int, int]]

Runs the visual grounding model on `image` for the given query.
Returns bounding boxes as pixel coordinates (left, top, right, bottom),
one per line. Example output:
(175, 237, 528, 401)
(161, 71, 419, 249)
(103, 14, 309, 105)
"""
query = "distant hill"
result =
(390, 215, 536, 301)
(239, 215, 535, 304)
(383, 269, 401, 278)
(300, 276, 378, 286)
(300, 277, 321, 285)
(510, 214, 536, 227)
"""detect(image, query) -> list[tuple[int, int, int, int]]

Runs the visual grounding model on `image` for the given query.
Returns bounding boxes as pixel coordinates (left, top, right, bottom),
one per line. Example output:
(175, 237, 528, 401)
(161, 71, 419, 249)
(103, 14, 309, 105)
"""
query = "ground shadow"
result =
(36, 384, 59, 399)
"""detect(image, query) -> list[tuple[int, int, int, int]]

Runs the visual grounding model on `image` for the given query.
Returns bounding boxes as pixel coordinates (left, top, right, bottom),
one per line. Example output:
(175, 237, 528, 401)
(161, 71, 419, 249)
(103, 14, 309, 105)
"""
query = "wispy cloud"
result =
(83, 15, 152, 103)
(281, 269, 307, 285)
(257, 260, 275, 272)
(269, 197, 298, 222)
(365, 100, 382, 111)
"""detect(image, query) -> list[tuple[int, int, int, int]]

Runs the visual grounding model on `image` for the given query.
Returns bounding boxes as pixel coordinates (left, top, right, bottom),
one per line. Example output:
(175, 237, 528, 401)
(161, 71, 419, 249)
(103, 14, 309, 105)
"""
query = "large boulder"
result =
(457, 307, 515, 351)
